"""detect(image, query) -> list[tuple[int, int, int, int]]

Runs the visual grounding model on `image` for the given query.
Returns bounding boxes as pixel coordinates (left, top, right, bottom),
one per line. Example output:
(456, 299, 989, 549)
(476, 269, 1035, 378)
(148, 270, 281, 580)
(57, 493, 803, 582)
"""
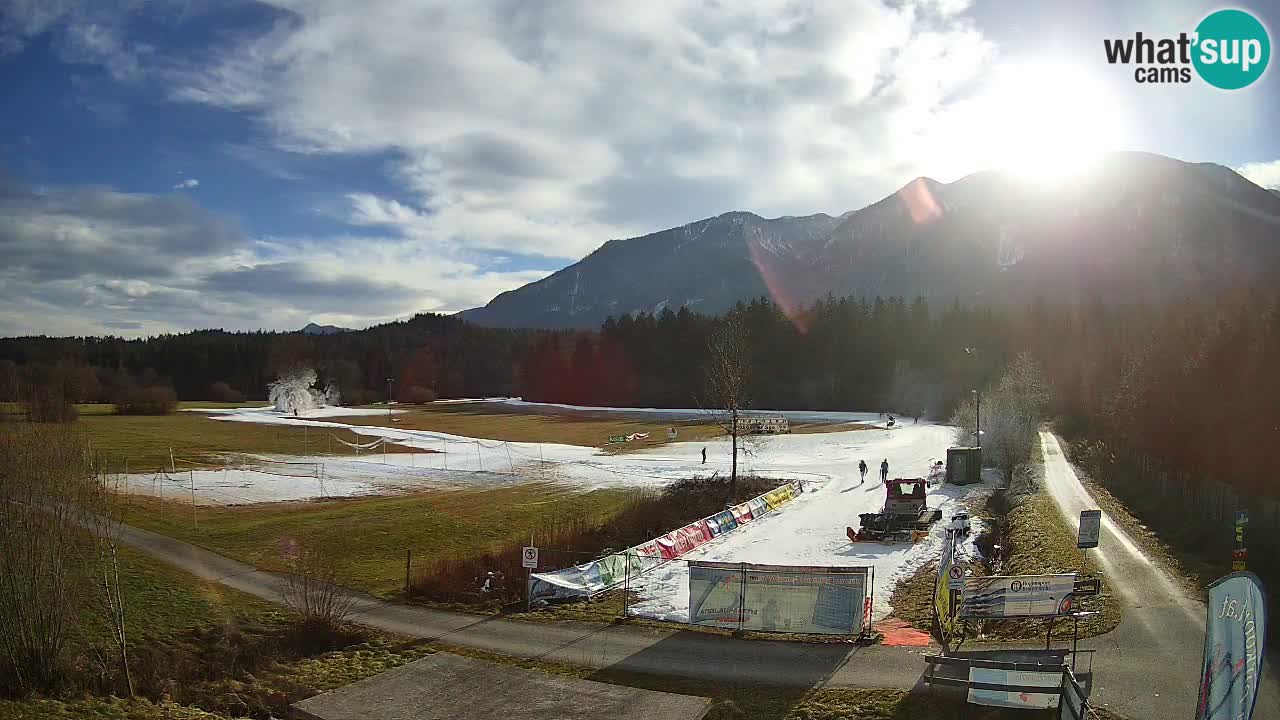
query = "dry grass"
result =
(121, 484, 637, 597)
(68, 412, 420, 472)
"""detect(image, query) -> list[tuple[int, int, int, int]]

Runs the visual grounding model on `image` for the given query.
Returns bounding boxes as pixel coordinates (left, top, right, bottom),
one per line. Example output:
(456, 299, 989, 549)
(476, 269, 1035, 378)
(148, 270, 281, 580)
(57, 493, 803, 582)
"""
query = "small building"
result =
(741, 413, 789, 434)
(946, 447, 983, 485)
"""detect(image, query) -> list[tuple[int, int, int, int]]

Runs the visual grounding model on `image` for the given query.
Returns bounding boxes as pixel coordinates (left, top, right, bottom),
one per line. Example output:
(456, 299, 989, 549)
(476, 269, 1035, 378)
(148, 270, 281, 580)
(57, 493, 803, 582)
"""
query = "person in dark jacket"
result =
(701, 447, 707, 464)
(858, 459, 868, 484)
(880, 459, 889, 483)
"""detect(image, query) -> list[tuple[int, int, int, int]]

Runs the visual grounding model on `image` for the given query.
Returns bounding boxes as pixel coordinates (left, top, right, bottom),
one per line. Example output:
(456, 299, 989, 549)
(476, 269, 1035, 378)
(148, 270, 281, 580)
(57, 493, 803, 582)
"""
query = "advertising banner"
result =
(530, 480, 802, 603)
(960, 574, 1076, 618)
(748, 497, 769, 518)
(967, 668, 1061, 709)
(934, 533, 962, 643)
(689, 561, 869, 635)
(1196, 572, 1268, 720)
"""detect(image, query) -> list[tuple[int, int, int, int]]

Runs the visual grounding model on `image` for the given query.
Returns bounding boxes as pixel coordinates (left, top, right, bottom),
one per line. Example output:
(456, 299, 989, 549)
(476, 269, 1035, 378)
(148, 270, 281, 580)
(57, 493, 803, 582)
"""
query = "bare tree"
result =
(702, 312, 752, 497)
(949, 353, 1050, 484)
(279, 538, 356, 630)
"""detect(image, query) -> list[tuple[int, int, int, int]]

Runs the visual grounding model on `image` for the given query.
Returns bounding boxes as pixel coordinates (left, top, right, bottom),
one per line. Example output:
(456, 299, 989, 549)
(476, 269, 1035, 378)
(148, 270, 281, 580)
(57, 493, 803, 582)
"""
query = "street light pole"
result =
(387, 377, 394, 421)
(972, 389, 981, 449)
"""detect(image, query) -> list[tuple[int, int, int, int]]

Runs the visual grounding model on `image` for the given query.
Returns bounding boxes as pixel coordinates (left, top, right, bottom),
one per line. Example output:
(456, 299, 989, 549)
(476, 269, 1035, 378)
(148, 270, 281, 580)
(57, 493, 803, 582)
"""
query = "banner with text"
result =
(1196, 572, 1268, 720)
(688, 561, 870, 635)
(960, 574, 1076, 619)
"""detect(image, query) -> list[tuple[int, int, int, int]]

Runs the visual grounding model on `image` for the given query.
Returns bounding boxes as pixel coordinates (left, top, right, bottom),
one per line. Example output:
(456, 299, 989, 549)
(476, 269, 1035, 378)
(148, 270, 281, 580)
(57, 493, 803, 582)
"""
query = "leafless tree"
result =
(0, 423, 135, 696)
(702, 312, 753, 497)
(279, 538, 356, 630)
(950, 353, 1050, 483)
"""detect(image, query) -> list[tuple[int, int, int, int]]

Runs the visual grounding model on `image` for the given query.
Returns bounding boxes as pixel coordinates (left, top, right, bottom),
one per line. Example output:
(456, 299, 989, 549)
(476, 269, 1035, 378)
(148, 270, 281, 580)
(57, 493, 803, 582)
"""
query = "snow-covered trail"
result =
(124, 406, 932, 504)
(628, 424, 985, 621)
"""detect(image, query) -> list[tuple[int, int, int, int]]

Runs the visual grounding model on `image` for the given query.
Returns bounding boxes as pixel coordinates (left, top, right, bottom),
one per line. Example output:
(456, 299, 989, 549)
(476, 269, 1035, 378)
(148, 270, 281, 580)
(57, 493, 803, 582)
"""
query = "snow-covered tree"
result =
(268, 367, 334, 415)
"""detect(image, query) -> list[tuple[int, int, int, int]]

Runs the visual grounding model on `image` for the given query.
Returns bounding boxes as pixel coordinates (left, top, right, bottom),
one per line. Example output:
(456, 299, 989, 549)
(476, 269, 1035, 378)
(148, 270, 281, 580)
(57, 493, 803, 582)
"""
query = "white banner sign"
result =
(961, 574, 1076, 618)
(968, 668, 1062, 709)
(688, 562, 869, 635)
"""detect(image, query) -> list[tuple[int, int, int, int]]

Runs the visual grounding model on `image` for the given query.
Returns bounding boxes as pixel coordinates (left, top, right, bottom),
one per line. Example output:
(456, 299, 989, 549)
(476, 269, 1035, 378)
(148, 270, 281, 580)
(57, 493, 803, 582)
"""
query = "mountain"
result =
(300, 322, 350, 335)
(460, 153, 1280, 329)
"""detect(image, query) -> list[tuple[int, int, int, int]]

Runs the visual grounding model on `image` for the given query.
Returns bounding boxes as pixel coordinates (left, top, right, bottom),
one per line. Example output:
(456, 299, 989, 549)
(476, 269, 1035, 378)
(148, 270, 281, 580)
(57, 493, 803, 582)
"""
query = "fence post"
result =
(405, 549, 412, 597)
(190, 469, 197, 528)
(622, 552, 630, 620)
(506, 442, 515, 475)
(476, 442, 483, 472)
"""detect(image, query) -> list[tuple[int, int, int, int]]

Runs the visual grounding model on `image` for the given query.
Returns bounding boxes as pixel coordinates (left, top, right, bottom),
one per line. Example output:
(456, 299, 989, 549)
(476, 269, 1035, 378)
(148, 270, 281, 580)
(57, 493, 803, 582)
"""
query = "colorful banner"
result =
(960, 574, 1076, 618)
(529, 481, 803, 603)
(934, 532, 962, 643)
(1196, 572, 1267, 720)
(689, 561, 869, 635)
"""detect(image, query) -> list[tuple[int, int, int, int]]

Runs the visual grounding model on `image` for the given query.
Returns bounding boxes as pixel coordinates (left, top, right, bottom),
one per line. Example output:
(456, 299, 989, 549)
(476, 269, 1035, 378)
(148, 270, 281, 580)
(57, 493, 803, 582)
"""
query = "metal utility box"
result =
(946, 447, 982, 485)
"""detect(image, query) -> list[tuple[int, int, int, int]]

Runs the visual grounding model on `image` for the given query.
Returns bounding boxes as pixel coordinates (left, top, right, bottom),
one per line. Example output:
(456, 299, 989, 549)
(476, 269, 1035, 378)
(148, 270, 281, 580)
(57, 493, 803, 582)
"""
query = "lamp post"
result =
(972, 389, 981, 449)
(386, 377, 394, 421)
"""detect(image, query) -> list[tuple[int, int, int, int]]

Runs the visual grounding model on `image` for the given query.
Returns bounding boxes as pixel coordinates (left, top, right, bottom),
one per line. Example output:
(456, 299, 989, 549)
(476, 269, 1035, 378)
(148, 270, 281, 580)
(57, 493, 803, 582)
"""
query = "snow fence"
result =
(528, 480, 803, 603)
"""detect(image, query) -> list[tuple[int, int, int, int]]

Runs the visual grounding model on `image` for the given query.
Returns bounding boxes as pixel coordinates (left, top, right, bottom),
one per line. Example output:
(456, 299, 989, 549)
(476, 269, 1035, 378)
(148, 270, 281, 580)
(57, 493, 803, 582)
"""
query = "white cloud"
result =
(173, 177, 200, 189)
(0, 183, 552, 337)
(175, 0, 995, 259)
(1236, 160, 1280, 190)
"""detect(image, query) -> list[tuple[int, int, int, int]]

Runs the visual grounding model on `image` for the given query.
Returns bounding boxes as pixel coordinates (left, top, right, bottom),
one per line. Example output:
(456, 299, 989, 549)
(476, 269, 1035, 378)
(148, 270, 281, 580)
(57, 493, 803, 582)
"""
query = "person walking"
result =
(701, 447, 707, 464)
(858, 459, 868, 485)
(880, 459, 889, 483)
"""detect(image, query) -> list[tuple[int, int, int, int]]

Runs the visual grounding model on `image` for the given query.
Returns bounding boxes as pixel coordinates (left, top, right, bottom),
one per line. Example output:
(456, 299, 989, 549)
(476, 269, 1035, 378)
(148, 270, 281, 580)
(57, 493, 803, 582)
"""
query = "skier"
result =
(701, 447, 707, 464)
(858, 459, 868, 485)
(880, 459, 889, 483)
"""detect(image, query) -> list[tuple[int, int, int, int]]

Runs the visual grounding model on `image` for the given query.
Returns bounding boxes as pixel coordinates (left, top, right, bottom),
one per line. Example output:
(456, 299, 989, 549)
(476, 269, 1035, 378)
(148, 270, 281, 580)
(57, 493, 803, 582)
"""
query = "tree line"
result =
(3, 293, 1278, 497)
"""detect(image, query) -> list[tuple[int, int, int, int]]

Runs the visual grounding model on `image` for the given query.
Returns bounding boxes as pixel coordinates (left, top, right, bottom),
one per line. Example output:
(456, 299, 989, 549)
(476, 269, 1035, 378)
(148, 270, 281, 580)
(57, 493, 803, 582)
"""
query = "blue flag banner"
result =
(1196, 572, 1267, 720)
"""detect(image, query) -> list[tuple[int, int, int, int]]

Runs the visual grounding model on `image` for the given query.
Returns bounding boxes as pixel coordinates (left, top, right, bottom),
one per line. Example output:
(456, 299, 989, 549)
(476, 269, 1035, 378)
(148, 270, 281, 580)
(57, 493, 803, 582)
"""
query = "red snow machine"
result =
(846, 478, 942, 543)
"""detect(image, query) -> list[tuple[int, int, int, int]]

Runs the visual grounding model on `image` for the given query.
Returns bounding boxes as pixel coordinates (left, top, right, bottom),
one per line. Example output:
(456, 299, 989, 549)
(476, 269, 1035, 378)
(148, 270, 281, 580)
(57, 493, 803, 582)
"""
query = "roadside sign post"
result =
(522, 545, 538, 612)
(1077, 510, 1101, 549)
(1233, 509, 1248, 571)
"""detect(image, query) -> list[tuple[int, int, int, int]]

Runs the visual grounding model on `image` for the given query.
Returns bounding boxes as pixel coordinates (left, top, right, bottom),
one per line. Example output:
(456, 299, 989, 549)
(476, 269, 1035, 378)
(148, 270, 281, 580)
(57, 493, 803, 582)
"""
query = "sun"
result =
(967, 62, 1124, 184)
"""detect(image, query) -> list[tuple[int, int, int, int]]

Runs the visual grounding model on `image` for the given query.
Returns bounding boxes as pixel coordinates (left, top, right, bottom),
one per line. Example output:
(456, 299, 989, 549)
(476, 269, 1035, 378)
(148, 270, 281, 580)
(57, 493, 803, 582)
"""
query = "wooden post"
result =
(476, 442, 482, 472)
(506, 442, 515, 474)
(405, 549, 412, 597)
(443, 438, 448, 470)
(190, 469, 197, 528)
(169, 447, 176, 474)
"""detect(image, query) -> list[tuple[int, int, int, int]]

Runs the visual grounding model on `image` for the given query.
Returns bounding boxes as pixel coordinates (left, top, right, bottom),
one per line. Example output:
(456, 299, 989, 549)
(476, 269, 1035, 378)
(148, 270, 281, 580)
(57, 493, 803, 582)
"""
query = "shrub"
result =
(23, 392, 79, 423)
(399, 385, 437, 404)
(115, 386, 178, 416)
(208, 381, 245, 403)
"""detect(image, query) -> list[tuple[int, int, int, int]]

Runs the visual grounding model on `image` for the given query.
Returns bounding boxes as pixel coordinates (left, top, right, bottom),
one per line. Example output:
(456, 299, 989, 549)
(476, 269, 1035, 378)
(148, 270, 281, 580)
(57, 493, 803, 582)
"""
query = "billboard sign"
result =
(967, 667, 1062, 709)
(1196, 572, 1267, 720)
(689, 561, 869, 635)
(961, 574, 1076, 618)
(1077, 510, 1102, 549)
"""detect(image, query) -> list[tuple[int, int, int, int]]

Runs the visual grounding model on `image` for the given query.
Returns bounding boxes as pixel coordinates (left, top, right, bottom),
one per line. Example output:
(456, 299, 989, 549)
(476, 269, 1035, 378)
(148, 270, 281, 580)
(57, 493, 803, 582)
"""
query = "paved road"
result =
(113, 438, 1276, 720)
(1040, 431, 1280, 719)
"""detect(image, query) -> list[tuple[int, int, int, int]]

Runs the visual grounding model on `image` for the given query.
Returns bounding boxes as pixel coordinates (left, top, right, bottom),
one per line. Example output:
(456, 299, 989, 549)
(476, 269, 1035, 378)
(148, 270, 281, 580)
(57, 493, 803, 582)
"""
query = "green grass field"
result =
(122, 484, 636, 597)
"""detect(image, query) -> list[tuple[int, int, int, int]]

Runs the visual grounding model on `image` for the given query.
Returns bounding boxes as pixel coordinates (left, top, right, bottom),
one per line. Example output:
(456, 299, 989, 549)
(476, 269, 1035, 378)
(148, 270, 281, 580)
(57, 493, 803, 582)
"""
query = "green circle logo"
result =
(1193, 9, 1270, 89)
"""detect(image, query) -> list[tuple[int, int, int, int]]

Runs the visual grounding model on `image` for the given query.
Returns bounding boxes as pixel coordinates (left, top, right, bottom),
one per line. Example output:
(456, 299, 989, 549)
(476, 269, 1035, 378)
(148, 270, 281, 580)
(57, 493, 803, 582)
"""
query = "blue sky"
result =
(2, 0, 1279, 337)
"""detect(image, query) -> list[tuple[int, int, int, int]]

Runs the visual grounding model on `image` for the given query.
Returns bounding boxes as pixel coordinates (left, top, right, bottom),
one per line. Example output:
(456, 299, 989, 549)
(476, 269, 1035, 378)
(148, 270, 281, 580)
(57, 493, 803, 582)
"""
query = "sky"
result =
(2, 0, 1279, 337)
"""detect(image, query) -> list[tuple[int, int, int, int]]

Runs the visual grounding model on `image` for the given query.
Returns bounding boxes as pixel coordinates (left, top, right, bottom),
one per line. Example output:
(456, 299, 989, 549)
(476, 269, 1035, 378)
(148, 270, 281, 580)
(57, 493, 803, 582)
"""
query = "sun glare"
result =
(969, 62, 1122, 184)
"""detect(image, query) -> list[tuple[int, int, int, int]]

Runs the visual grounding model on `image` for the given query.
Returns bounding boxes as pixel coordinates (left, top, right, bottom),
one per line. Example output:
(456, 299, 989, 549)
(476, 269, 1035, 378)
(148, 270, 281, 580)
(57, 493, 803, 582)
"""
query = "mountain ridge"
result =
(460, 152, 1280, 329)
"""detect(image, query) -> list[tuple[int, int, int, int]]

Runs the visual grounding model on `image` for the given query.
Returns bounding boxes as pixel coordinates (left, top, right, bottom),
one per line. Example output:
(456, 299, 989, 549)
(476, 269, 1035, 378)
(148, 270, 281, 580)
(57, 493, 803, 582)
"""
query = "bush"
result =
(399, 385, 437, 404)
(115, 386, 178, 415)
(410, 475, 780, 603)
(23, 393, 78, 423)
(208, 381, 245, 403)
(341, 388, 374, 406)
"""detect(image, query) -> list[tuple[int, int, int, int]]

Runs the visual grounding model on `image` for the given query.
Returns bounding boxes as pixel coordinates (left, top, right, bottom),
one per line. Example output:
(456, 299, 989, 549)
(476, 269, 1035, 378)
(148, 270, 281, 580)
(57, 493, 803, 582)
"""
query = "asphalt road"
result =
(1040, 431, 1280, 719)
(111, 435, 1277, 720)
